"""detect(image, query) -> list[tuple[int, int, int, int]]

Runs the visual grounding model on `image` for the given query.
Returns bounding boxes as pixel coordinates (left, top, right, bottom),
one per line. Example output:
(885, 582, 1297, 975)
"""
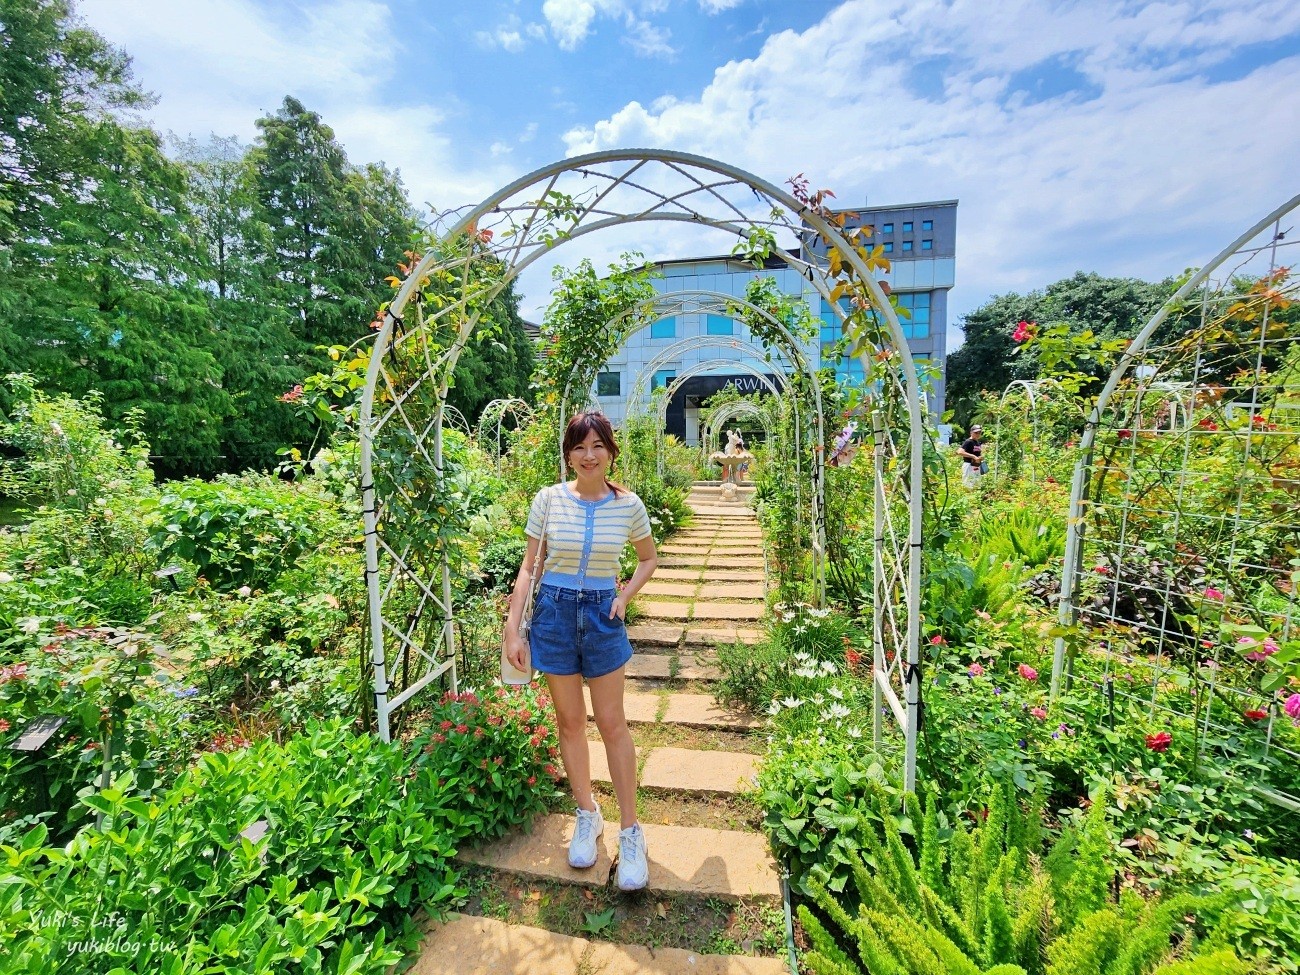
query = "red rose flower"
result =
(1145, 731, 1173, 752)
(1244, 709, 1268, 722)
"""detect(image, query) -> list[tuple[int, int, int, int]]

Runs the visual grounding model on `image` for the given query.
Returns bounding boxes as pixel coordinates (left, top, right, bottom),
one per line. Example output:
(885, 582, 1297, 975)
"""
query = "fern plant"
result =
(797, 784, 1243, 975)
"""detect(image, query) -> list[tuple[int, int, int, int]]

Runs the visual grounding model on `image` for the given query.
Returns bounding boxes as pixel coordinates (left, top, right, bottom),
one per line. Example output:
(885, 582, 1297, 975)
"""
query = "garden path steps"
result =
(413, 490, 783, 975)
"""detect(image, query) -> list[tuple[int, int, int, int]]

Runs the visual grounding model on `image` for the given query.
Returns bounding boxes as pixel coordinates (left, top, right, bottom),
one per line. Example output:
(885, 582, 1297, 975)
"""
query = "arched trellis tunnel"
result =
(1051, 192, 1300, 809)
(701, 399, 775, 467)
(475, 397, 534, 469)
(358, 149, 926, 790)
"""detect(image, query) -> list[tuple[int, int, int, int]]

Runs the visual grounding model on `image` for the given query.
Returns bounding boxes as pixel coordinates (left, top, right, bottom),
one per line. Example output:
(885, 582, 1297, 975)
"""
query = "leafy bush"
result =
(411, 684, 563, 843)
(0, 716, 554, 974)
(150, 475, 337, 590)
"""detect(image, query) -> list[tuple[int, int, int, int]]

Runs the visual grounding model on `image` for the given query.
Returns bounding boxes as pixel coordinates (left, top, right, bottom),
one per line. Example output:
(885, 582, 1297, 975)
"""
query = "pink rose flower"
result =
(1018, 664, 1039, 682)
(1030, 707, 1048, 721)
(1203, 587, 1224, 601)
(1285, 694, 1300, 721)
(968, 663, 984, 677)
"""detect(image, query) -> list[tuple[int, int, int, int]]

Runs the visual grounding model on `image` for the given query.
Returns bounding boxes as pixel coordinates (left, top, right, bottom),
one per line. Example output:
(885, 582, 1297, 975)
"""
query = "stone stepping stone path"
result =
(415, 487, 780, 973)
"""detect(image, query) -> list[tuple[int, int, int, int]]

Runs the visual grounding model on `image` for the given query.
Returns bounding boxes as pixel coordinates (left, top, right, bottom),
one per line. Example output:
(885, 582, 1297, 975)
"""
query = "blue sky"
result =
(81, 0, 1300, 348)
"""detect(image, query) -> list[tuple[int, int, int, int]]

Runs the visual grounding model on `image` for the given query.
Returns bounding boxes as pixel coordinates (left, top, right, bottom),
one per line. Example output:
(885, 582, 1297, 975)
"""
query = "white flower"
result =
(0, 572, 13, 584)
(50, 422, 63, 436)
(237, 586, 252, 598)
(270, 679, 281, 691)
(781, 612, 795, 623)
(827, 702, 851, 720)
(820, 660, 838, 675)
(794, 667, 818, 679)
(774, 602, 788, 612)
(812, 693, 824, 706)
(847, 726, 863, 739)
(187, 612, 204, 623)
(67, 489, 77, 496)
(781, 696, 803, 709)
(766, 699, 781, 715)
(810, 607, 831, 619)
(829, 686, 844, 700)
(794, 625, 808, 635)
(793, 651, 813, 664)
(20, 617, 41, 634)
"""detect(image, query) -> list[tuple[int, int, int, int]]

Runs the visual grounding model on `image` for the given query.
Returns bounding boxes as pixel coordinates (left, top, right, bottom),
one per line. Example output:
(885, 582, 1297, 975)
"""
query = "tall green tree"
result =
(249, 97, 416, 350)
(945, 272, 1173, 427)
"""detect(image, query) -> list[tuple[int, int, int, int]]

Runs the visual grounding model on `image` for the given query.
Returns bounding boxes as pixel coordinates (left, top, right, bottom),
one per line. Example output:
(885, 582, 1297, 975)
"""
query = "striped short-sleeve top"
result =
(526, 482, 652, 591)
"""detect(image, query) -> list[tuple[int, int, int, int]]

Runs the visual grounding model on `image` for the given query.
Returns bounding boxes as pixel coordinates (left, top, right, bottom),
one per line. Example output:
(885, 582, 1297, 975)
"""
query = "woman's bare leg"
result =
(587, 666, 637, 829)
(546, 672, 595, 811)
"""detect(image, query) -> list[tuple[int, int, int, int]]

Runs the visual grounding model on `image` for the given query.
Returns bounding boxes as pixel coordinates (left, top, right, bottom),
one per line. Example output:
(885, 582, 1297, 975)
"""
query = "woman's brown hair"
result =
(563, 411, 624, 497)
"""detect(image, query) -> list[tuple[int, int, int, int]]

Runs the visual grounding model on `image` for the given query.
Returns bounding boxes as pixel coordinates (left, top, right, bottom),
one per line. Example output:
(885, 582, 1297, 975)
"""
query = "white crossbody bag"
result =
(501, 486, 554, 685)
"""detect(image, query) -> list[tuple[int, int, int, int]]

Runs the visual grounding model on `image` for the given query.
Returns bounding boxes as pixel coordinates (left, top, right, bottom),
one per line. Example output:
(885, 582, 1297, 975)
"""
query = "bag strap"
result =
(522, 486, 555, 620)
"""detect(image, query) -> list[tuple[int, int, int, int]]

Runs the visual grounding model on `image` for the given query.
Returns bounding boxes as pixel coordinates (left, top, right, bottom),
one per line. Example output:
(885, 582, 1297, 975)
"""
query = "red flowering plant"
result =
(409, 683, 562, 847)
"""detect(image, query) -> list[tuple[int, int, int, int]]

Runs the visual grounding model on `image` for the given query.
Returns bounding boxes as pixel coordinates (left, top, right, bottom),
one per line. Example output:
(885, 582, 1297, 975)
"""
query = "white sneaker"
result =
(616, 824, 649, 892)
(568, 805, 604, 869)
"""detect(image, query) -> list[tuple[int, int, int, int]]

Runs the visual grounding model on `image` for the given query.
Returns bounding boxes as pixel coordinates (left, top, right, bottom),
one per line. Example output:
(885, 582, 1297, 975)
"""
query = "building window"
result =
(921, 239, 933, 250)
(883, 241, 894, 253)
(596, 371, 621, 397)
(902, 221, 913, 232)
(652, 369, 676, 391)
(922, 220, 933, 231)
(896, 291, 931, 340)
(882, 222, 894, 233)
(705, 314, 733, 335)
(902, 240, 913, 252)
(651, 316, 676, 339)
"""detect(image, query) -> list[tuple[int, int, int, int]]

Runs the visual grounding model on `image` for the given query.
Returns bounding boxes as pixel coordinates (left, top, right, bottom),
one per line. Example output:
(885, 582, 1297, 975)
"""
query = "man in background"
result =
(957, 425, 986, 488)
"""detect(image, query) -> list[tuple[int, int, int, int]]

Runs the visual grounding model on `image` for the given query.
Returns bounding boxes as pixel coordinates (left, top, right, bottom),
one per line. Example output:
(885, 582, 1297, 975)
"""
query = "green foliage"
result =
(409, 685, 563, 844)
(0, 721, 513, 974)
(150, 475, 336, 591)
(792, 779, 1238, 975)
(945, 273, 1175, 428)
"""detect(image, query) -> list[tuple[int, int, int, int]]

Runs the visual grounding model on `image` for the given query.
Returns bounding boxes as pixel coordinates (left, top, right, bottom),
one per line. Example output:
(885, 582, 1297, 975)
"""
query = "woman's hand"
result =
(609, 596, 628, 621)
(504, 630, 528, 671)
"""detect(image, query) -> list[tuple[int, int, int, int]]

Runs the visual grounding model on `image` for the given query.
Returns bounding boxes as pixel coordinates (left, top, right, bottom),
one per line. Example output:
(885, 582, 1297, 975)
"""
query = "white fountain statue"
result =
(708, 428, 756, 501)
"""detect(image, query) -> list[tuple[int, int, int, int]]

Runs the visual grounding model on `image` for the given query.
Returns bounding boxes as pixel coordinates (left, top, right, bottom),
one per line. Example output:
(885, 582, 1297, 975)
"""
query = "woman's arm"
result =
(610, 535, 657, 621)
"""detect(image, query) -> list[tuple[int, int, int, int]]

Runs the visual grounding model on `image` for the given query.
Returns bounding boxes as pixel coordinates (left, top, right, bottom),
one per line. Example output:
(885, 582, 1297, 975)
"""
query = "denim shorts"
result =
(529, 584, 632, 679)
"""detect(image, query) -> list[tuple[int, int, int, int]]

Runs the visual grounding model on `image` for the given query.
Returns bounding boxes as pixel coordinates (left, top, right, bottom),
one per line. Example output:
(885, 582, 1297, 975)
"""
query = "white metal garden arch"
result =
(990, 379, 1084, 485)
(475, 398, 534, 469)
(1051, 193, 1300, 808)
(358, 150, 926, 790)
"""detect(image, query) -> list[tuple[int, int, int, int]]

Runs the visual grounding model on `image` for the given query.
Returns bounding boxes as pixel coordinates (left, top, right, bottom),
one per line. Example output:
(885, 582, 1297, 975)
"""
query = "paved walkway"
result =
(413, 485, 780, 974)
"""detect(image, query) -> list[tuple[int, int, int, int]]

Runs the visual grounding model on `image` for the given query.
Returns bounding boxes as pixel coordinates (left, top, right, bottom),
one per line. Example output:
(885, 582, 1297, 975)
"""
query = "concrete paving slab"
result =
(653, 568, 704, 581)
(625, 624, 683, 645)
(703, 570, 766, 582)
(683, 627, 740, 645)
(583, 941, 788, 975)
(692, 602, 765, 621)
(641, 747, 759, 794)
(637, 823, 779, 903)
(660, 545, 715, 555)
(412, 914, 588, 975)
(455, 814, 616, 887)
(638, 582, 698, 598)
(676, 657, 720, 681)
(698, 584, 765, 600)
(626, 655, 673, 679)
(700, 556, 766, 567)
(586, 689, 661, 723)
(635, 601, 692, 620)
(657, 557, 713, 569)
(661, 693, 763, 731)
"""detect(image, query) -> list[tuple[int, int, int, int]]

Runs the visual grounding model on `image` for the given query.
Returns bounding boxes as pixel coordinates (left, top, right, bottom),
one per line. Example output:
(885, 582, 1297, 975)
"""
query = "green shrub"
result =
(149, 475, 337, 590)
(0, 716, 551, 974)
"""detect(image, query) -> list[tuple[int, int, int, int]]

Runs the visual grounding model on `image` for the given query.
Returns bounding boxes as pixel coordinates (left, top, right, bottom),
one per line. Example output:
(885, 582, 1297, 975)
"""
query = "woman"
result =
(504, 411, 658, 891)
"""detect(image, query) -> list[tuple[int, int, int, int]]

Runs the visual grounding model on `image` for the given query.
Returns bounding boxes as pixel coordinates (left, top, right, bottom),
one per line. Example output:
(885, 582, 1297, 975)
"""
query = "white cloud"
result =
(623, 15, 675, 58)
(542, 0, 606, 50)
(77, 0, 514, 212)
(476, 14, 532, 52)
(699, 0, 743, 11)
(560, 0, 1300, 342)
(541, 0, 674, 54)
